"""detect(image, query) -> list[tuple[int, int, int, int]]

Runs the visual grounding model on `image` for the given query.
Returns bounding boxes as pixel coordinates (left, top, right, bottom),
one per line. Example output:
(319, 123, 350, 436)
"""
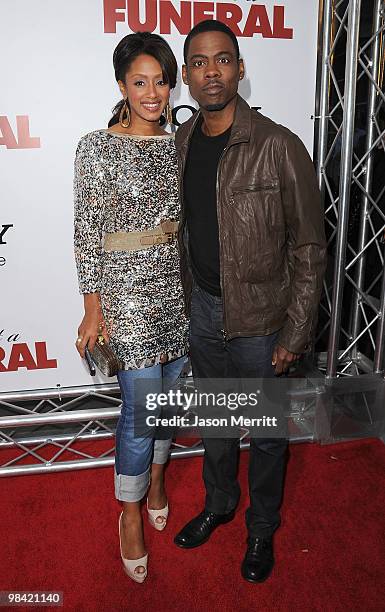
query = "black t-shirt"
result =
(184, 117, 231, 296)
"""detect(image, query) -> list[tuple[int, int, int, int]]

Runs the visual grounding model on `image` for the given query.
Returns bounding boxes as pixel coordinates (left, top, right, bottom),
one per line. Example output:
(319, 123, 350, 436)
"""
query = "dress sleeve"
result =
(73, 134, 106, 294)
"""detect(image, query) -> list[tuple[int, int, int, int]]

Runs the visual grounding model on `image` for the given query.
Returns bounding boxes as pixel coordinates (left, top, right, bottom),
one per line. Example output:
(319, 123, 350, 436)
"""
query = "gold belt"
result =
(103, 220, 179, 252)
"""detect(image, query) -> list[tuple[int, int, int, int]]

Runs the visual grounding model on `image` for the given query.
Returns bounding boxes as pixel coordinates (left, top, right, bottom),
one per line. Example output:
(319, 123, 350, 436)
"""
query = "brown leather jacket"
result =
(176, 94, 327, 354)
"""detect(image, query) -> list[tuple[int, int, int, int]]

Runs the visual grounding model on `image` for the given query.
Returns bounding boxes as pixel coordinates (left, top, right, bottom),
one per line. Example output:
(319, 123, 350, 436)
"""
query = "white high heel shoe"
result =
(118, 512, 148, 583)
(147, 499, 169, 531)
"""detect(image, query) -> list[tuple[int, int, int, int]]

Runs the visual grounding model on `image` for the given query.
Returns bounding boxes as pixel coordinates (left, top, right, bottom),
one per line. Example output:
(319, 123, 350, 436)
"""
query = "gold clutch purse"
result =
(90, 329, 121, 377)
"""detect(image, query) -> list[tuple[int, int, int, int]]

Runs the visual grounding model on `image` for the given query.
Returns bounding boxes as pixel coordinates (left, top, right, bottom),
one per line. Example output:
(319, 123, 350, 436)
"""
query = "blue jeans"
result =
(114, 355, 187, 502)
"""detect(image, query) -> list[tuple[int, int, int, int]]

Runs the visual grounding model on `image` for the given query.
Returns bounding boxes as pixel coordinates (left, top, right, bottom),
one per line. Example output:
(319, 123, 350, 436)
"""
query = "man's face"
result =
(182, 31, 244, 111)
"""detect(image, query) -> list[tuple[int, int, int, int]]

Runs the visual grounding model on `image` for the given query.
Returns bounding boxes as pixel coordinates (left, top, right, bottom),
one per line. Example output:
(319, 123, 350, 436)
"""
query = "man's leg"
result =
(246, 437, 288, 536)
(227, 331, 288, 537)
(174, 284, 239, 548)
(226, 332, 288, 582)
(189, 284, 240, 514)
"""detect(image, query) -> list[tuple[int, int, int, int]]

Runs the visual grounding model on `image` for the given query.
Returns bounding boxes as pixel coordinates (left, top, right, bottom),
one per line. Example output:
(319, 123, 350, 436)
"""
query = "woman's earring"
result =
(164, 103, 173, 125)
(119, 99, 130, 128)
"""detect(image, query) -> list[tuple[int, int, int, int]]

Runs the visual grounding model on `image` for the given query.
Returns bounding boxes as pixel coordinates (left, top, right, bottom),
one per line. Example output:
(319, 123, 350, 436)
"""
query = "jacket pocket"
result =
(231, 180, 279, 193)
(229, 185, 285, 282)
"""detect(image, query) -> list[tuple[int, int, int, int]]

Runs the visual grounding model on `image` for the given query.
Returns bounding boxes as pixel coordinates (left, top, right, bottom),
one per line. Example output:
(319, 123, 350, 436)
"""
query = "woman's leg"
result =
(120, 502, 145, 567)
(148, 356, 188, 516)
(115, 364, 162, 559)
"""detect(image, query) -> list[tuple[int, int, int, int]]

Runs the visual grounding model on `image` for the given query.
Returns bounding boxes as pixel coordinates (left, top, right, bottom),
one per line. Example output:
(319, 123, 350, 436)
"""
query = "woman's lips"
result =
(141, 102, 161, 112)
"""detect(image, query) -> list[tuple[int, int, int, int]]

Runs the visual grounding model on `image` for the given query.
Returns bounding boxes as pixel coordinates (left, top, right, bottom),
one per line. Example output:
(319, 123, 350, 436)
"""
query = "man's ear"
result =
(182, 64, 188, 85)
(239, 59, 245, 81)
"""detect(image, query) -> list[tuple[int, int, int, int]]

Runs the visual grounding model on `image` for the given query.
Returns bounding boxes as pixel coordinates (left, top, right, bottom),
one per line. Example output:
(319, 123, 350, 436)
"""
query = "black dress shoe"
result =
(241, 536, 274, 583)
(174, 509, 235, 549)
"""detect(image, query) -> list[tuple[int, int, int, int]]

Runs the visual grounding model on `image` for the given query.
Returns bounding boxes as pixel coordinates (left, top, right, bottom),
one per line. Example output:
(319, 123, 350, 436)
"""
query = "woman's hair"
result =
(108, 32, 177, 127)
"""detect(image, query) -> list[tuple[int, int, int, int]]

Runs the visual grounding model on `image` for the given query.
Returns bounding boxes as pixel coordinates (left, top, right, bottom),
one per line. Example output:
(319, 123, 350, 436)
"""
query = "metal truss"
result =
(1, 0, 385, 478)
(0, 386, 120, 476)
(0, 376, 322, 477)
(315, 0, 385, 378)
(0, 383, 207, 476)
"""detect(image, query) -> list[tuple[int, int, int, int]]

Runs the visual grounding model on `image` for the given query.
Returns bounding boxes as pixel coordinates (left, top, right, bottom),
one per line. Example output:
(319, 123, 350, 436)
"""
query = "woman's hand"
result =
(75, 293, 109, 358)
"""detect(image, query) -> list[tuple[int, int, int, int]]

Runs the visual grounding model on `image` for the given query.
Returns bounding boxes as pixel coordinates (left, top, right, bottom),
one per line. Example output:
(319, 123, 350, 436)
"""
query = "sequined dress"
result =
(74, 129, 189, 369)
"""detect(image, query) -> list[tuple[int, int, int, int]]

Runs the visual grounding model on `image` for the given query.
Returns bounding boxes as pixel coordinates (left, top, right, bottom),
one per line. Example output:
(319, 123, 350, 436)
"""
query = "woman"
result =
(73, 32, 188, 583)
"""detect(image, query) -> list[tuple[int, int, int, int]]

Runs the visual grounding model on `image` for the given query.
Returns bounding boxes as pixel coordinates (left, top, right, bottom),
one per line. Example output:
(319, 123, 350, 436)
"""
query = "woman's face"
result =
(119, 53, 170, 128)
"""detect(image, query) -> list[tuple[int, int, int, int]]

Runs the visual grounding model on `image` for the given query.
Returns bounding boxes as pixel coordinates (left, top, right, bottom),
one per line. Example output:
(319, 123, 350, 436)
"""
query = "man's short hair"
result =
(183, 19, 240, 64)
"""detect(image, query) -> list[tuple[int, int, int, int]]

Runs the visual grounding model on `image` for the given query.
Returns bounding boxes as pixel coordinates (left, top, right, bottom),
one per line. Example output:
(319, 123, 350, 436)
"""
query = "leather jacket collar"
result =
(178, 94, 251, 156)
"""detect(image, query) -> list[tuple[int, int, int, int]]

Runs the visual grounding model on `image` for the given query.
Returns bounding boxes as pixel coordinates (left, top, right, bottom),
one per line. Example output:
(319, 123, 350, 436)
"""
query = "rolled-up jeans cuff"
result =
(114, 467, 150, 502)
(152, 438, 172, 464)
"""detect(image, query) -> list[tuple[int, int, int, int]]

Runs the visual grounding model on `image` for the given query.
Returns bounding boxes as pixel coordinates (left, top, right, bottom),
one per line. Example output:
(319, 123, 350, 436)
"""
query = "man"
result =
(174, 20, 327, 583)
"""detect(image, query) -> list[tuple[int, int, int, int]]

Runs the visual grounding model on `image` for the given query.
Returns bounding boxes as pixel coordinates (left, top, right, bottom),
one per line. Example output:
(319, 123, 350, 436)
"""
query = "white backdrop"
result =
(1, 0, 320, 393)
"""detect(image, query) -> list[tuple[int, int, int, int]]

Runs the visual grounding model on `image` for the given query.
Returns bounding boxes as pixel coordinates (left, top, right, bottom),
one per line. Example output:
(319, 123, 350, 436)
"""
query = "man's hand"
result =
(272, 345, 300, 375)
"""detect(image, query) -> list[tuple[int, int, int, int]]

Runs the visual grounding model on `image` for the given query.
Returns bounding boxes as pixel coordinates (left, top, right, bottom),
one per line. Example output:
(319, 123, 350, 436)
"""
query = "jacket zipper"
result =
(232, 182, 277, 194)
(179, 116, 201, 314)
(216, 145, 229, 341)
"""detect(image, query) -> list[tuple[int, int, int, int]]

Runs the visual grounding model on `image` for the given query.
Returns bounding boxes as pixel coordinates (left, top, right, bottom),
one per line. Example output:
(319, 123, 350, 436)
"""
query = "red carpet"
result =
(2, 438, 385, 612)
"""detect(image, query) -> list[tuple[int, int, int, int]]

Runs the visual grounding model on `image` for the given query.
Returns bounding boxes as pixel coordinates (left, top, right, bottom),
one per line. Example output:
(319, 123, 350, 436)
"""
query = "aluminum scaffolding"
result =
(1, 0, 385, 476)
(315, 0, 385, 378)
